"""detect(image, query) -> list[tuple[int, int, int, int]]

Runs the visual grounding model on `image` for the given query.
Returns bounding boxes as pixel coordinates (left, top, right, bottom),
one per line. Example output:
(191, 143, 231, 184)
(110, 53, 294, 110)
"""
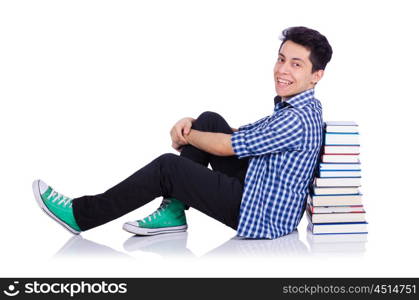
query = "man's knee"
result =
(156, 153, 194, 186)
(156, 153, 179, 166)
(197, 111, 223, 123)
(194, 111, 229, 132)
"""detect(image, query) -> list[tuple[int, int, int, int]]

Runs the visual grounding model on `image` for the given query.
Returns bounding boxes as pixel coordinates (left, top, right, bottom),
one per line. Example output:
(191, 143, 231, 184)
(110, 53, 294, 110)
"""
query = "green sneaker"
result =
(32, 179, 81, 234)
(123, 198, 187, 236)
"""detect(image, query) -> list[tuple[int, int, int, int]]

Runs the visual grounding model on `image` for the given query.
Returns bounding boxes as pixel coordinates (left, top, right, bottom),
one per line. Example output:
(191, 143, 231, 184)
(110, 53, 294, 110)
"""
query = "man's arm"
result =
(231, 111, 303, 158)
(184, 129, 236, 156)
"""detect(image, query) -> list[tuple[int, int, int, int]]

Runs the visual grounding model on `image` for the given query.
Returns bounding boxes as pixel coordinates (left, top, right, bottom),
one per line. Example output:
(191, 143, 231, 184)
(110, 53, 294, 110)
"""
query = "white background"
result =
(1, 0, 419, 277)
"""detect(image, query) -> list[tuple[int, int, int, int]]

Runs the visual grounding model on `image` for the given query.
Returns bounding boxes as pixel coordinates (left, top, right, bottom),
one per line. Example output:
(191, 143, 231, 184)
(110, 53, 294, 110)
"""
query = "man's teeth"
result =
(277, 79, 292, 85)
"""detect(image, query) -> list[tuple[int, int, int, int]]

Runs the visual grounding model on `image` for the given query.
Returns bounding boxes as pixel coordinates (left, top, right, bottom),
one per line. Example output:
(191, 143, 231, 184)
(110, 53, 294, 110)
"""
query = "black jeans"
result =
(72, 111, 249, 231)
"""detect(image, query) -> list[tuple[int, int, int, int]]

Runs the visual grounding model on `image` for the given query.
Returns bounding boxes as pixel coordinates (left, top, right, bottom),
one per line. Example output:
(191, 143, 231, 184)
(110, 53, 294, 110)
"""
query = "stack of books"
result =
(306, 121, 368, 235)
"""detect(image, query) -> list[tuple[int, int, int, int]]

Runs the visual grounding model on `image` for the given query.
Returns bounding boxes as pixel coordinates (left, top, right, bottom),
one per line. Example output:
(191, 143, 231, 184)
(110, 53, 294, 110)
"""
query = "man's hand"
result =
(170, 117, 195, 152)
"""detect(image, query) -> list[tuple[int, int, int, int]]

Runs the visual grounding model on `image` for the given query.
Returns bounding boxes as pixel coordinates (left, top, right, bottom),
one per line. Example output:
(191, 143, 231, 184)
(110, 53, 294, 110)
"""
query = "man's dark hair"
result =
(280, 26, 333, 72)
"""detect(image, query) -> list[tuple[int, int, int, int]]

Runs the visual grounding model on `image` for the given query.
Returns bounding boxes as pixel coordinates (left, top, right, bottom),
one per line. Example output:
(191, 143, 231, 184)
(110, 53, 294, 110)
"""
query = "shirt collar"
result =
(273, 88, 315, 111)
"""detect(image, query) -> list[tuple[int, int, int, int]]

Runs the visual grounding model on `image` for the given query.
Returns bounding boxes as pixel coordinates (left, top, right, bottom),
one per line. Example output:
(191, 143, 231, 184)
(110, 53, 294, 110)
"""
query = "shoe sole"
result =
(122, 222, 187, 236)
(32, 180, 80, 235)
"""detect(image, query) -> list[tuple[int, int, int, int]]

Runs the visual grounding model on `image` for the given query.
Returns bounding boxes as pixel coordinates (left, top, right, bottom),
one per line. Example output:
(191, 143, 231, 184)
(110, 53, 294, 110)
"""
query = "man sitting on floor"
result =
(32, 26, 332, 239)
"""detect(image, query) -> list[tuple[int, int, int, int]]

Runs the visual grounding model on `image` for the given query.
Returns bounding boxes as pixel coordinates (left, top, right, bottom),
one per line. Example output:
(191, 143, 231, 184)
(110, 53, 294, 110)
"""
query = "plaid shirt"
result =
(231, 88, 323, 239)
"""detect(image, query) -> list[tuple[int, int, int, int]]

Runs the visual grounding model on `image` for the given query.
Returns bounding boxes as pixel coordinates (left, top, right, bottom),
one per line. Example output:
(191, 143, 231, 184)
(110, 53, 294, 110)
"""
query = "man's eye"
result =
(293, 63, 301, 67)
(277, 58, 284, 62)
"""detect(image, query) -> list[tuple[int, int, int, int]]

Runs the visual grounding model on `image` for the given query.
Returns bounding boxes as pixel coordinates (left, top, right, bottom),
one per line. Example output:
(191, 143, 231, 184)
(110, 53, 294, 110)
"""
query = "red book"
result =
(307, 202, 365, 214)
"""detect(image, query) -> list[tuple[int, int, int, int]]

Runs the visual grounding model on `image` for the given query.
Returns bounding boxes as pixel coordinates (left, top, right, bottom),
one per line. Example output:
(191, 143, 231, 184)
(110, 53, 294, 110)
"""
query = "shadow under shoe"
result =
(123, 232, 195, 258)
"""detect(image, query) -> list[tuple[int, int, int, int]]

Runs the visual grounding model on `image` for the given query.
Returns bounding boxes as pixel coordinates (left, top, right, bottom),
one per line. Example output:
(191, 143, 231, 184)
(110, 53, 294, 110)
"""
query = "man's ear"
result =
(312, 69, 324, 85)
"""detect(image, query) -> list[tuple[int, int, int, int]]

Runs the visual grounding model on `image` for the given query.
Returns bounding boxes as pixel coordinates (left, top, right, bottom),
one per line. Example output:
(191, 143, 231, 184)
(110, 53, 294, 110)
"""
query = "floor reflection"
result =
(53, 227, 368, 259)
(305, 227, 368, 255)
(53, 235, 133, 259)
(203, 230, 309, 258)
(123, 232, 195, 258)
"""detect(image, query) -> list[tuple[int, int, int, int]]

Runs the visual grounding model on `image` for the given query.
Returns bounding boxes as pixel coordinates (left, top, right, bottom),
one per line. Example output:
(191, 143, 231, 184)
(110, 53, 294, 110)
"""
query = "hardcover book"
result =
(319, 170, 361, 178)
(319, 163, 361, 170)
(325, 133, 360, 145)
(323, 145, 360, 154)
(308, 221, 368, 235)
(307, 202, 364, 213)
(314, 177, 361, 187)
(322, 154, 360, 163)
(312, 186, 361, 195)
(308, 194, 363, 206)
(325, 121, 359, 133)
(306, 208, 366, 223)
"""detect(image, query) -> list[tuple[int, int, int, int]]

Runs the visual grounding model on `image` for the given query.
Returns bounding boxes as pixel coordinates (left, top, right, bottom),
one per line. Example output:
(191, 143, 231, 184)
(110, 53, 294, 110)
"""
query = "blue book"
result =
(319, 169, 361, 178)
(308, 221, 368, 235)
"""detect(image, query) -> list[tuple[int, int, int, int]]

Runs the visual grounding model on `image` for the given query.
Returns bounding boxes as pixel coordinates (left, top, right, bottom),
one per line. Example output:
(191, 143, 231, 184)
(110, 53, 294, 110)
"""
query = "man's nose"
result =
(277, 62, 290, 74)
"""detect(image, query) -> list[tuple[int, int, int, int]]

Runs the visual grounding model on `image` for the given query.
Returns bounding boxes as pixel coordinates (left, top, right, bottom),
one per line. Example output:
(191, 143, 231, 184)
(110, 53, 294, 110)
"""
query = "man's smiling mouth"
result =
(276, 78, 293, 86)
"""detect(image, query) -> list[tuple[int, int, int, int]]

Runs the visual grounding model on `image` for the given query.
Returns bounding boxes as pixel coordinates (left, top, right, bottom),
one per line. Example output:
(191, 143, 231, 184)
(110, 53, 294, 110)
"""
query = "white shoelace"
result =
(47, 190, 73, 208)
(143, 198, 171, 222)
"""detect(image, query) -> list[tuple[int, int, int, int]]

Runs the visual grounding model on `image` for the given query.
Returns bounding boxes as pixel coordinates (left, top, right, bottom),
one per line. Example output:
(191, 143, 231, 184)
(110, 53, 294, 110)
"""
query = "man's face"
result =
(274, 40, 324, 99)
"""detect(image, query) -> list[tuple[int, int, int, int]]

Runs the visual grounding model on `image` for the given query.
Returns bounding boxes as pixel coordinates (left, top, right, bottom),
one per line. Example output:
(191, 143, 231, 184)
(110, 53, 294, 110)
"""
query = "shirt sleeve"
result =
(238, 115, 270, 132)
(231, 111, 303, 158)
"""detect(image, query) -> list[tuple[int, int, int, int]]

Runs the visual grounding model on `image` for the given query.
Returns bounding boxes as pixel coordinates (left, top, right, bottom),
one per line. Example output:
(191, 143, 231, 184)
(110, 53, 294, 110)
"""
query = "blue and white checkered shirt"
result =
(231, 88, 323, 239)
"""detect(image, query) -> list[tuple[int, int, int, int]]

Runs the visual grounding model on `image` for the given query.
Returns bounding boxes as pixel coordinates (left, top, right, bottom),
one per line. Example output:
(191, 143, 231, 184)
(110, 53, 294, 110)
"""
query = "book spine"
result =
(307, 121, 367, 235)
